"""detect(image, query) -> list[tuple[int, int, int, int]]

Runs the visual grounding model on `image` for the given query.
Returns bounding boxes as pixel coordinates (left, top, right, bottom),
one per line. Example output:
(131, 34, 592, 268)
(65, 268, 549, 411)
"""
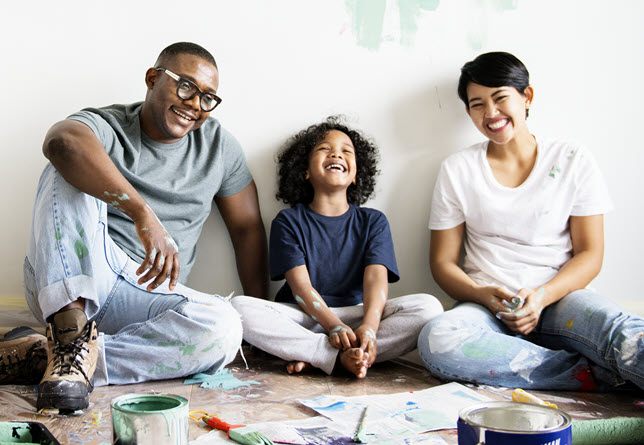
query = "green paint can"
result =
(111, 393, 189, 445)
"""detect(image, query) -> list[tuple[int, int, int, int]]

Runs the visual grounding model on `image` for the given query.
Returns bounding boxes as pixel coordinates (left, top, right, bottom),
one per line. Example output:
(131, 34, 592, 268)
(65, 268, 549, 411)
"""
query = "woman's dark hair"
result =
(457, 51, 531, 116)
(276, 116, 379, 207)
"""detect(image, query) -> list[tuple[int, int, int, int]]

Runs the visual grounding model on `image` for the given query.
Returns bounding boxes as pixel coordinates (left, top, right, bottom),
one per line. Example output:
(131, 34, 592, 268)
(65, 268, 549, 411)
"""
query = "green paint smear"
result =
(151, 361, 182, 375)
(74, 239, 88, 260)
(461, 336, 508, 359)
(142, 334, 157, 339)
(55, 229, 62, 241)
(158, 340, 183, 347)
(180, 344, 196, 356)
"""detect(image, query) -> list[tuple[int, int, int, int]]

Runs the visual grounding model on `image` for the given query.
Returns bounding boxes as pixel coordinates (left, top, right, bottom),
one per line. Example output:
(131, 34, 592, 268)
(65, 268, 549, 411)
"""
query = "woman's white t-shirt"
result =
(429, 137, 612, 295)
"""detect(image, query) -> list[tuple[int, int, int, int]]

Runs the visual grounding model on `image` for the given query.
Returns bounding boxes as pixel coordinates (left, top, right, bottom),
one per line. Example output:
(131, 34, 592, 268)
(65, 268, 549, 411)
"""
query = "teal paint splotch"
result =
(184, 368, 261, 390)
(345, 0, 387, 51)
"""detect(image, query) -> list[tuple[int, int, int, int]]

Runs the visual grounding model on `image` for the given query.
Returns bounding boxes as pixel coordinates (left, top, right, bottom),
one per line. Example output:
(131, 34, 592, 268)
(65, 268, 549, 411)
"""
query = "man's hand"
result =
(327, 322, 357, 350)
(134, 205, 180, 292)
(354, 324, 377, 367)
(497, 288, 547, 335)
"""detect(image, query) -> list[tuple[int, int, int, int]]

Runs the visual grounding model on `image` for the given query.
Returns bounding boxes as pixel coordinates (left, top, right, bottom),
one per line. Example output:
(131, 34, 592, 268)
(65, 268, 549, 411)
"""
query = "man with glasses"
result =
(15, 42, 268, 411)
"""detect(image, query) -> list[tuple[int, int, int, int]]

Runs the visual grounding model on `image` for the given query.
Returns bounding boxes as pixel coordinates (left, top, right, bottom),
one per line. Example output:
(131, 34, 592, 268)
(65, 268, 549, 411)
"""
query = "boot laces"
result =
(51, 323, 94, 390)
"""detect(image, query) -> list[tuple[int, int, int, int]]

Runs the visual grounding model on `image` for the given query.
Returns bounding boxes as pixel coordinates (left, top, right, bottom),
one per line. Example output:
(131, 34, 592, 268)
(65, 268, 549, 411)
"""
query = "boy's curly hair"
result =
(275, 116, 380, 207)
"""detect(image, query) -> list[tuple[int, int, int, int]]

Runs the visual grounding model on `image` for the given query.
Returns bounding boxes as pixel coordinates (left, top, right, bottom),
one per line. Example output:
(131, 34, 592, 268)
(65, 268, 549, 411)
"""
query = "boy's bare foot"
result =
(287, 361, 313, 374)
(339, 348, 369, 378)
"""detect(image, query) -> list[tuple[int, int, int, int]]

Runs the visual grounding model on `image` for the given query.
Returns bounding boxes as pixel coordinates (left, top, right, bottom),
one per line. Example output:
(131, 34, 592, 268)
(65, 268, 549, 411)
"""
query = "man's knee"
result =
(184, 300, 242, 359)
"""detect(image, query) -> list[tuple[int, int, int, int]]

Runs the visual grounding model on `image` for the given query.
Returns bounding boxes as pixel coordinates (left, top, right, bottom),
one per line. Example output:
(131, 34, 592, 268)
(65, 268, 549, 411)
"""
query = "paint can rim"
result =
(111, 393, 188, 415)
(459, 401, 572, 434)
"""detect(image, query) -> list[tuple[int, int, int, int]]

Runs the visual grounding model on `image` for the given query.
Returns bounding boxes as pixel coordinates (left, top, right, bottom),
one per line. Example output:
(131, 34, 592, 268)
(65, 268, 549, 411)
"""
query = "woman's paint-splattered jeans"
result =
(23, 164, 243, 386)
(418, 290, 644, 390)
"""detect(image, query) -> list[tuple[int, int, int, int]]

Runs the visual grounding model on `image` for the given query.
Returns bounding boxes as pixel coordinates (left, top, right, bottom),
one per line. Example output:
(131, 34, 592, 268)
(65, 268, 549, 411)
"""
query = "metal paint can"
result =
(457, 401, 572, 445)
(111, 393, 189, 445)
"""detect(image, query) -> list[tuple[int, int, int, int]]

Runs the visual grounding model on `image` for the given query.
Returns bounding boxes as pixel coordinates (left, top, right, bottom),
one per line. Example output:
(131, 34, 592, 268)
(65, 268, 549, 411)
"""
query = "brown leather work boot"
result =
(37, 308, 98, 411)
(0, 327, 47, 384)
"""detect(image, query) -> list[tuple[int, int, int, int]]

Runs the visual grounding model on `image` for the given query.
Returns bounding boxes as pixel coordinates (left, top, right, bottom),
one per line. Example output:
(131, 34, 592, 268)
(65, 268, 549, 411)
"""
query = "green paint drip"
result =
(346, 0, 387, 50)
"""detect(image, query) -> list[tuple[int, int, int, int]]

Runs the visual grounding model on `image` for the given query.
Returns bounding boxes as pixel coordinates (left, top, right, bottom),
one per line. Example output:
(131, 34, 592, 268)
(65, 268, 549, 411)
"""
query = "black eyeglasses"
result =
(155, 68, 222, 112)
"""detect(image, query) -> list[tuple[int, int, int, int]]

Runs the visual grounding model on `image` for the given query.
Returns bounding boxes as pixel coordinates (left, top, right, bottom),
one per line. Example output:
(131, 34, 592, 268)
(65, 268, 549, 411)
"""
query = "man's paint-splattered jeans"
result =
(23, 164, 242, 386)
(418, 290, 644, 390)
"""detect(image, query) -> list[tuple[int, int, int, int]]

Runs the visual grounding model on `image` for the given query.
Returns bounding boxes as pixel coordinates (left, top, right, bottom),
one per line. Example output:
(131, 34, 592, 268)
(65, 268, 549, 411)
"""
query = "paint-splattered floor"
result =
(1, 347, 643, 444)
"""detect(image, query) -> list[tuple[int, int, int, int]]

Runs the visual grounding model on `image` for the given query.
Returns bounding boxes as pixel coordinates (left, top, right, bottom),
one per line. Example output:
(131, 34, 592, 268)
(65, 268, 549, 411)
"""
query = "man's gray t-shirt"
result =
(68, 102, 252, 283)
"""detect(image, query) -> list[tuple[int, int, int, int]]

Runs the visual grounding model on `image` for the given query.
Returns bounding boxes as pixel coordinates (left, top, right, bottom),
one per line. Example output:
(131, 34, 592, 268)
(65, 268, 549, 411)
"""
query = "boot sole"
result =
(37, 381, 91, 411)
(36, 394, 89, 411)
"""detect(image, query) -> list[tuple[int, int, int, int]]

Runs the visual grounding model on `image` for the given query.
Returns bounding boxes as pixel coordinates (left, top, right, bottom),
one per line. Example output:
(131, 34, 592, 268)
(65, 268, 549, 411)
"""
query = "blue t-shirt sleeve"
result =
(364, 211, 400, 282)
(269, 211, 306, 281)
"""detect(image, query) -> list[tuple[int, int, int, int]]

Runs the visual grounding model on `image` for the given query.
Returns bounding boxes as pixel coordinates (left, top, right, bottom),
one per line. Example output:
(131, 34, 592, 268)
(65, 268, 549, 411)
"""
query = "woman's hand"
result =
(327, 322, 357, 350)
(497, 288, 547, 335)
(476, 285, 521, 315)
(354, 324, 378, 367)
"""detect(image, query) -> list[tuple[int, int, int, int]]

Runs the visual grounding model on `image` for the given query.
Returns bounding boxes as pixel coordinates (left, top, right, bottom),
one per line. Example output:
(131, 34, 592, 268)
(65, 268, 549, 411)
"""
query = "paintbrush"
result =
(353, 405, 370, 443)
(191, 411, 274, 445)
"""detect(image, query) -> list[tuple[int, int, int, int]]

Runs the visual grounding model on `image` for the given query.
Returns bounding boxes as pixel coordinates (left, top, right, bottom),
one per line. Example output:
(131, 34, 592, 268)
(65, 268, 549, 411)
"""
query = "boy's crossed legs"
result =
(232, 293, 442, 378)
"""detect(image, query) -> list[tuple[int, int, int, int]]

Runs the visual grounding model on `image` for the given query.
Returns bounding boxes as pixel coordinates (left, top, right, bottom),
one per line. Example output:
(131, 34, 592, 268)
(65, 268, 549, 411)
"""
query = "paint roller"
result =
(572, 417, 644, 445)
(512, 389, 644, 444)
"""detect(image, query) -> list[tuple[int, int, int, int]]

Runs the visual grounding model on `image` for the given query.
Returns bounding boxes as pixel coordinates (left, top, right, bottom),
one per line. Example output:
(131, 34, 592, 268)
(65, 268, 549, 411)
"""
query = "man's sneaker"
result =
(0, 326, 47, 384)
(37, 309, 98, 411)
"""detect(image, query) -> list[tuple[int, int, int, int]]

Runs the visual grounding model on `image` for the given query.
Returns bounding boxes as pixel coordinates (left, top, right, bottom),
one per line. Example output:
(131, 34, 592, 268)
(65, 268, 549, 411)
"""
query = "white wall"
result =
(2, 0, 643, 315)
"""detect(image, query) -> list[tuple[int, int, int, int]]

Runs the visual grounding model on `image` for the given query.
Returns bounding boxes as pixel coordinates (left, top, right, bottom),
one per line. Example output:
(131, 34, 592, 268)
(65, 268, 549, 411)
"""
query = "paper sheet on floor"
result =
(297, 382, 490, 442)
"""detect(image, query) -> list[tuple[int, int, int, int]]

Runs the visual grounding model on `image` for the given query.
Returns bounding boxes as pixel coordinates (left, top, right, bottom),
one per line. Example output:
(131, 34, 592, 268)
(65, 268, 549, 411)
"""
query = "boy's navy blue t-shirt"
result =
(270, 203, 400, 307)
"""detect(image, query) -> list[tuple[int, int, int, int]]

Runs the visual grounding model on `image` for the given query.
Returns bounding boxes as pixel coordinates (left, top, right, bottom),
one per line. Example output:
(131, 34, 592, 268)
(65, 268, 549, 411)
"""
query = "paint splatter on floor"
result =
(184, 368, 261, 390)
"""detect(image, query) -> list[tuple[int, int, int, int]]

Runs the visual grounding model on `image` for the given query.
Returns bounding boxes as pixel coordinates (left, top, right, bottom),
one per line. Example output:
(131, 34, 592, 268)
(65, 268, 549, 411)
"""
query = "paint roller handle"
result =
(203, 415, 244, 434)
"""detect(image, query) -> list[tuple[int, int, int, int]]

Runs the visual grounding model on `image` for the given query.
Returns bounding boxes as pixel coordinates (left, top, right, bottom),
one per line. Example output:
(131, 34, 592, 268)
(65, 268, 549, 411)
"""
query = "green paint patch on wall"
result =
(345, 0, 387, 51)
(345, 0, 440, 50)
